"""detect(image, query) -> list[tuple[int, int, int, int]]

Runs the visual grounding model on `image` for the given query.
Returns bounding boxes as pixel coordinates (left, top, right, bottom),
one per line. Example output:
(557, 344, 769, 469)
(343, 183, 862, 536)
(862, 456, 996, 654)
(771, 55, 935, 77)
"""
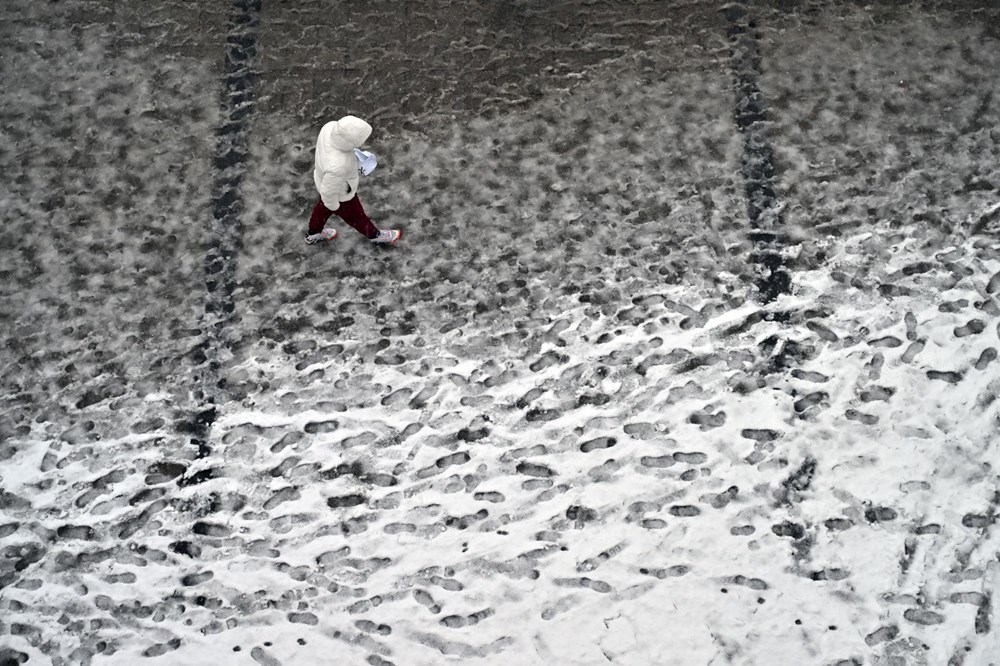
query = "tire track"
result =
(725, 3, 790, 304)
(184, 0, 261, 482)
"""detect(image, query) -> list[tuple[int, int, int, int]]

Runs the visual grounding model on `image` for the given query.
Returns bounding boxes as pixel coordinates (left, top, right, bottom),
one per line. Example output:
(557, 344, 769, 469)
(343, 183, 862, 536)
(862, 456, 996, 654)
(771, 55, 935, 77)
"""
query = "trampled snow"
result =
(1, 1, 999, 665)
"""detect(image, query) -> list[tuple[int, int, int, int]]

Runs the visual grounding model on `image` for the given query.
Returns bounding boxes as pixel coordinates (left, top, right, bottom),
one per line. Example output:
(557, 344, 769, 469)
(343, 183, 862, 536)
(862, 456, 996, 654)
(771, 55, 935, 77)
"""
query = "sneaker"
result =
(370, 229, 401, 245)
(305, 228, 337, 244)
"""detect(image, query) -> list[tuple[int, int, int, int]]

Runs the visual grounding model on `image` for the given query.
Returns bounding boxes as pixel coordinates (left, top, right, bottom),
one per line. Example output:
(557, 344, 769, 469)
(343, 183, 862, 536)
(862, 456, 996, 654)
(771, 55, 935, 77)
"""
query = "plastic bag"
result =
(354, 148, 378, 176)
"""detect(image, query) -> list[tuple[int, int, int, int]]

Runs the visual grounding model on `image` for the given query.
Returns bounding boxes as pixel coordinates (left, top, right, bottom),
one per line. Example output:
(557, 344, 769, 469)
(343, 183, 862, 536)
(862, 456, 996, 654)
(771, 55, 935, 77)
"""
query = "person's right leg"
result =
(305, 199, 337, 243)
(308, 199, 334, 235)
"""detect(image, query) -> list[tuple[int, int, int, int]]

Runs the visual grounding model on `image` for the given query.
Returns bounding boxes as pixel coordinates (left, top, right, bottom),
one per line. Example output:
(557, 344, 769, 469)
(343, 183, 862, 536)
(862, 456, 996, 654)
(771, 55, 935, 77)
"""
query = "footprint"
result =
(900, 339, 925, 363)
(144, 461, 186, 484)
(867, 336, 902, 348)
(251, 646, 282, 666)
(790, 369, 829, 383)
(381, 388, 413, 407)
(384, 523, 416, 535)
(553, 577, 612, 592)
(429, 575, 463, 591)
(436, 452, 471, 470)
(287, 612, 318, 625)
(264, 487, 301, 510)
(904, 312, 919, 340)
(581, 577, 612, 593)
(576, 541, 626, 572)
(473, 491, 505, 503)
(579, 436, 616, 453)
(440, 608, 494, 628)
(180, 571, 213, 586)
(707, 486, 739, 509)
(639, 455, 674, 468)
(988, 271, 1000, 294)
(348, 599, 374, 614)
(926, 370, 963, 384)
(771, 522, 806, 539)
(806, 321, 838, 342)
(327, 494, 367, 509)
(858, 386, 894, 402)
(271, 431, 304, 453)
(355, 620, 392, 635)
(961, 514, 991, 528)
(530, 351, 568, 372)
(443, 509, 489, 530)
(56, 525, 95, 541)
(865, 626, 899, 646)
(845, 409, 878, 425)
(954, 320, 985, 337)
(975, 348, 997, 370)
(623, 422, 657, 438)
(516, 387, 546, 409)
(516, 462, 556, 477)
(688, 410, 726, 429)
(408, 384, 438, 409)
(673, 451, 707, 464)
(740, 429, 779, 442)
(864, 506, 898, 522)
(304, 419, 339, 434)
(541, 595, 577, 620)
(903, 609, 944, 625)
(639, 565, 689, 579)
(413, 589, 441, 614)
(949, 592, 987, 605)
(143, 638, 181, 658)
(525, 408, 561, 423)
(809, 568, 849, 581)
(793, 392, 828, 413)
(725, 574, 768, 590)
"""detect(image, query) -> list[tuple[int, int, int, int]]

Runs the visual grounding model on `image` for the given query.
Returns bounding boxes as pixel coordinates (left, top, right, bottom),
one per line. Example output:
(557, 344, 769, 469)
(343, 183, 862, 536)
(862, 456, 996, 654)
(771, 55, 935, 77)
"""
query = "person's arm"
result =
(318, 165, 350, 210)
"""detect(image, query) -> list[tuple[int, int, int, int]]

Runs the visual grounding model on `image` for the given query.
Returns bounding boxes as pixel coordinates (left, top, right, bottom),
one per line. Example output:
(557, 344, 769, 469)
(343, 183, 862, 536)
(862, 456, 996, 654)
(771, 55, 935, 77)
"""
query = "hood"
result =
(324, 116, 372, 152)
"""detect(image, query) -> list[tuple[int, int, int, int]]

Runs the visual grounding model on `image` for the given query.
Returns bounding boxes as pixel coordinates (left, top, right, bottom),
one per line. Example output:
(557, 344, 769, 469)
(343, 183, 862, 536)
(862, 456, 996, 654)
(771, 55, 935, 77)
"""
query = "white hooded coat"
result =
(313, 116, 373, 211)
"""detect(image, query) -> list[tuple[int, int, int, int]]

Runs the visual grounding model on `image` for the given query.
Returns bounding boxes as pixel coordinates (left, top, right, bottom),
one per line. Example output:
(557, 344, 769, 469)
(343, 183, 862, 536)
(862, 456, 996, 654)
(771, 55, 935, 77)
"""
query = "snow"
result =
(2, 1, 1000, 665)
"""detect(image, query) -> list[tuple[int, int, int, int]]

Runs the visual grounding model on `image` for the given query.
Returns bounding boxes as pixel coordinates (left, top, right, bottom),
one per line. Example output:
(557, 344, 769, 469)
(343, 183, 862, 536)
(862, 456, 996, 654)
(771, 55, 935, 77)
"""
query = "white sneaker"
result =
(305, 228, 337, 244)
(370, 229, 401, 245)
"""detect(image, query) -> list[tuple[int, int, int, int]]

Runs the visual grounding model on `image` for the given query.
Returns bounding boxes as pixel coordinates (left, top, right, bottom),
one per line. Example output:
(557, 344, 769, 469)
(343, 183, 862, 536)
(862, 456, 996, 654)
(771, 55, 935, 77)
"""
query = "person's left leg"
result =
(333, 195, 379, 239)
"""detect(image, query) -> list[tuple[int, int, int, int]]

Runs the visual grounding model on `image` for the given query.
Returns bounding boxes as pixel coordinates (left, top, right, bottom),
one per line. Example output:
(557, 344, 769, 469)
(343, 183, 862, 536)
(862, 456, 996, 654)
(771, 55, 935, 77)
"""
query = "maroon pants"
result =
(309, 195, 378, 239)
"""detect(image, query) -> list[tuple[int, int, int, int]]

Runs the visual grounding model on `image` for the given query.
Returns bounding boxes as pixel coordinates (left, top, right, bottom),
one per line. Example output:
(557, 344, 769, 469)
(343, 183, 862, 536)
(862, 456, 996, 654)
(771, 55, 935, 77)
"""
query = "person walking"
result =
(305, 115, 401, 245)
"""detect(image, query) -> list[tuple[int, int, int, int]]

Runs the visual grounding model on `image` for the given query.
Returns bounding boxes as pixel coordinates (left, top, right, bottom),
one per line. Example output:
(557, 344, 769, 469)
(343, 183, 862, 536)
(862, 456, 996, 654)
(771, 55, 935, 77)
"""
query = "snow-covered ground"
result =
(2, 1, 999, 665)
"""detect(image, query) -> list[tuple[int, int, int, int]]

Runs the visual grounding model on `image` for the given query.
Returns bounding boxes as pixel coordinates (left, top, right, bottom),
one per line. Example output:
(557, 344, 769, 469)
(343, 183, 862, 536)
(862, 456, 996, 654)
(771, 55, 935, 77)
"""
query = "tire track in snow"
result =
(184, 0, 261, 483)
(725, 3, 791, 304)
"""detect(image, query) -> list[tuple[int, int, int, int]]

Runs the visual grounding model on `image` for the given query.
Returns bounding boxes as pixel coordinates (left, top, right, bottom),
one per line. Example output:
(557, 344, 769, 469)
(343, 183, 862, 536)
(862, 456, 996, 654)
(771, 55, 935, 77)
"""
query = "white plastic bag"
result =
(354, 148, 378, 176)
